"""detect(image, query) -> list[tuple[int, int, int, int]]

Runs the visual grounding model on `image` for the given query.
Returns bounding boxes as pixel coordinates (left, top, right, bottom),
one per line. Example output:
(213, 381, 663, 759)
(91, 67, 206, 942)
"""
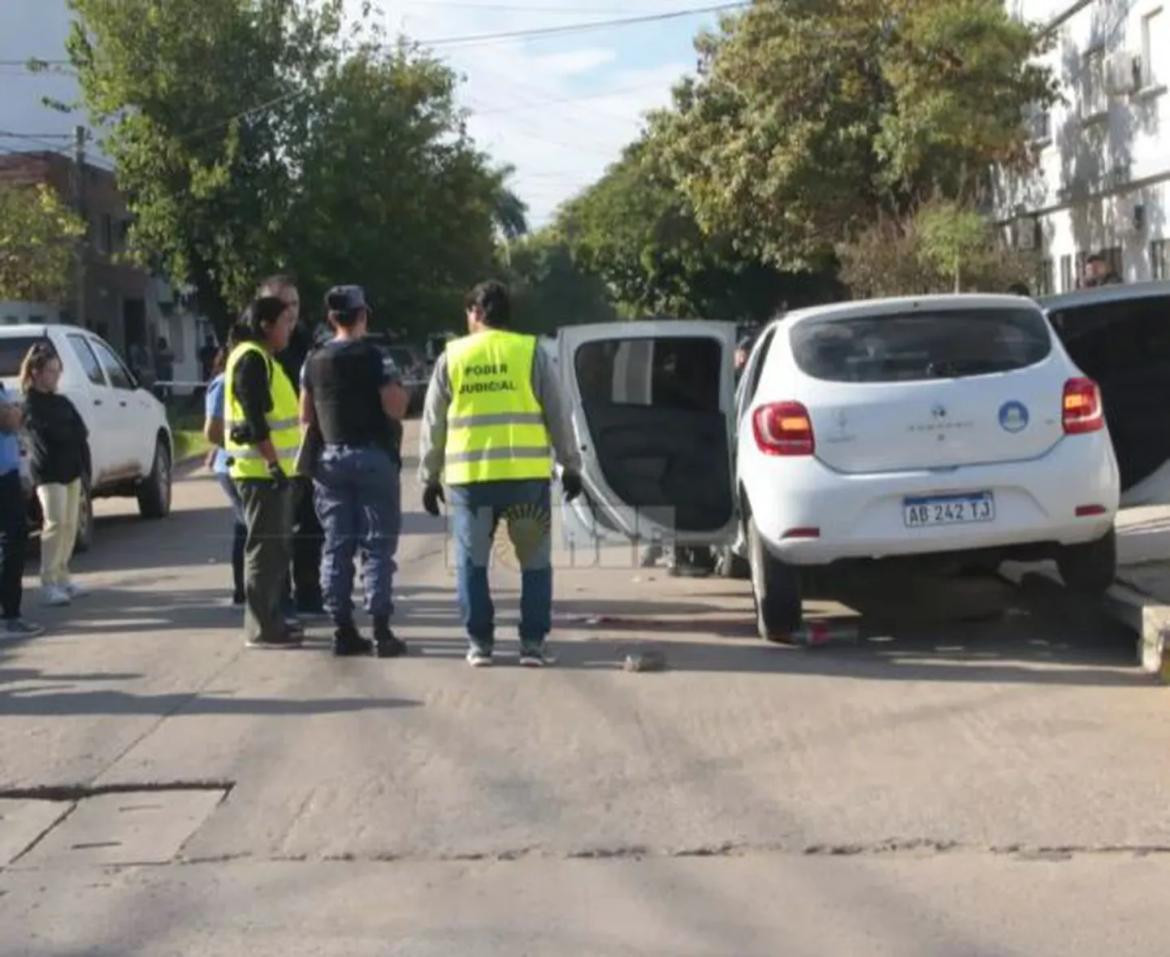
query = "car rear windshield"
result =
(0, 337, 43, 378)
(790, 308, 1052, 383)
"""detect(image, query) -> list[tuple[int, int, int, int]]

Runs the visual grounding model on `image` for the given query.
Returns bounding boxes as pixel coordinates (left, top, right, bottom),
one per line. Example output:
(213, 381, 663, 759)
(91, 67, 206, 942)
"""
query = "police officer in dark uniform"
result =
(299, 285, 410, 657)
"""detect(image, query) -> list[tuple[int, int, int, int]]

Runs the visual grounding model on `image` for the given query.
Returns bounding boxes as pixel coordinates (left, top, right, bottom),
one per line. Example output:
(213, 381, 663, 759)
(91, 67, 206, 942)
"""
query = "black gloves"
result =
(562, 470, 583, 503)
(423, 483, 445, 517)
(267, 461, 288, 489)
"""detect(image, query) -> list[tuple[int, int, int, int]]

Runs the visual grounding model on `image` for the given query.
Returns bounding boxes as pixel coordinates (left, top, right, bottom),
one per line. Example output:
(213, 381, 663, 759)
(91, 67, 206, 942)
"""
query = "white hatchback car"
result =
(558, 295, 1120, 639)
(1, 324, 174, 550)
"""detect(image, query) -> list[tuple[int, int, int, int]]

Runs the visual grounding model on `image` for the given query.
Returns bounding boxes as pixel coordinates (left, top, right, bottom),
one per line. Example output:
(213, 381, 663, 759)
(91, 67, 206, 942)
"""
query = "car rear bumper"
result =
(744, 432, 1120, 565)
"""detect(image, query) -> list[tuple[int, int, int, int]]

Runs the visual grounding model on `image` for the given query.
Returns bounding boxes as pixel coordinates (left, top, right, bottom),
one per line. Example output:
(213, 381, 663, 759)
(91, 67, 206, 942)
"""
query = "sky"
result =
(0, 0, 728, 226)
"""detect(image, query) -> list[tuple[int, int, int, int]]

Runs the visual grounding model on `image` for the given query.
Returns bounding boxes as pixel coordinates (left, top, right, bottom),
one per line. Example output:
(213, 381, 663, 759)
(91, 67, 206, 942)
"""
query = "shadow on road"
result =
(0, 686, 421, 717)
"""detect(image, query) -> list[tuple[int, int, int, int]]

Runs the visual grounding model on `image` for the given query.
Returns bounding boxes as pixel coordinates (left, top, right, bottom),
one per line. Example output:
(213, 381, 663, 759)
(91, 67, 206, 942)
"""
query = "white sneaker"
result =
(64, 581, 88, 599)
(42, 586, 71, 607)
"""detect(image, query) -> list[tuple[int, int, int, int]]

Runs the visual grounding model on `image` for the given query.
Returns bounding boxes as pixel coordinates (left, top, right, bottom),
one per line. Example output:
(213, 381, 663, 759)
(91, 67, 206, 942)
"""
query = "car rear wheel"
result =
(1056, 529, 1116, 595)
(72, 476, 94, 555)
(137, 439, 172, 519)
(748, 519, 802, 640)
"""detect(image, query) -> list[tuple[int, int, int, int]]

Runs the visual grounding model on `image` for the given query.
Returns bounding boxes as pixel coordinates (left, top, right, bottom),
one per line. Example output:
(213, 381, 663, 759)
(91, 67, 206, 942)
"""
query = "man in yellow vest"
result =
(419, 280, 582, 667)
(225, 295, 301, 649)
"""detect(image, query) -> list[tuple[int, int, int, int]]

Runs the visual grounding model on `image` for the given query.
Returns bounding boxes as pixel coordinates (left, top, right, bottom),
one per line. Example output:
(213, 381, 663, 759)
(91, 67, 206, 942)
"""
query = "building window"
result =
(1152, 239, 1170, 280)
(1082, 47, 1107, 118)
(1061, 254, 1074, 293)
(1035, 259, 1054, 297)
(1142, 9, 1163, 88)
(1101, 245, 1123, 280)
(1028, 104, 1050, 142)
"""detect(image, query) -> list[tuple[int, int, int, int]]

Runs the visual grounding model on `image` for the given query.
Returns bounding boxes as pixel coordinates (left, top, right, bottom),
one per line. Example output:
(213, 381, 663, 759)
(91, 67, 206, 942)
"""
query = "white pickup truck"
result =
(0, 324, 174, 550)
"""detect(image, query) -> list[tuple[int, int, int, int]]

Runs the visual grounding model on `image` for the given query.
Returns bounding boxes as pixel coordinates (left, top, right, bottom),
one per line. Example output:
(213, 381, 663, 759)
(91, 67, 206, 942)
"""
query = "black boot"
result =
(373, 616, 407, 658)
(333, 622, 373, 657)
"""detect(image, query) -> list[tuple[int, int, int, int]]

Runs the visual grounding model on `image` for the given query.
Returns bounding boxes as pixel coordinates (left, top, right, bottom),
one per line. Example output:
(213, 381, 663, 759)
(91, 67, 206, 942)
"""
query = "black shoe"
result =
(232, 591, 245, 606)
(333, 623, 374, 657)
(374, 626, 408, 658)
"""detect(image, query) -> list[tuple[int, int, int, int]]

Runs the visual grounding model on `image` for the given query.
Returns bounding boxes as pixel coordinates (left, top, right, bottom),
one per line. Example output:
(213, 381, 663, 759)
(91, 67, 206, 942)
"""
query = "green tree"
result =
(506, 230, 617, 334)
(651, 0, 1056, 270)
(838, 199, 1036, 298)
(0, 184, 85, 302)
(557, 142, 837, 320)
(282, 45, 507, 337)
(68, 0, 344, 330)
(67, 1, 510, 336)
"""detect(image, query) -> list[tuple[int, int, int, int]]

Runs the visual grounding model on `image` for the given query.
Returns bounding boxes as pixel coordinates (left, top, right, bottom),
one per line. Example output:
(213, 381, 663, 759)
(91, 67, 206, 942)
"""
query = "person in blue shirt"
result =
(202, 340, 247, 604)
(0, 382, 43, 636)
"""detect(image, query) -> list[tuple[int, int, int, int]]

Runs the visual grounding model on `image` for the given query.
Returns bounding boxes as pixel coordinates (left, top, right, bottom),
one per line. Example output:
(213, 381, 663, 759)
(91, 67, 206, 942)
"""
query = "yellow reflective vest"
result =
(224, 341, 299, 480)
(444, 329, 552, 485)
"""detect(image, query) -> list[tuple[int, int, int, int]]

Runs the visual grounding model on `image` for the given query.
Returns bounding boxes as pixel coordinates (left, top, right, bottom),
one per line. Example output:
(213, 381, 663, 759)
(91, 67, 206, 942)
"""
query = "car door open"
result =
(558, 321, 737, 549)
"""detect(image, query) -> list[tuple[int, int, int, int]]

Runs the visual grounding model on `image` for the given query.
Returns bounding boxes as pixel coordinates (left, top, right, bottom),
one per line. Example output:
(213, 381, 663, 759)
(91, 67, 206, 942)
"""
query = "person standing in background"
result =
(259, 274, 326, 619)
(0, 381, 43, 636)
(301, 285, 409, 657)
(202, 331, 247, 606)
(225, 296, 300, 649)
(20, 343, 90, 608)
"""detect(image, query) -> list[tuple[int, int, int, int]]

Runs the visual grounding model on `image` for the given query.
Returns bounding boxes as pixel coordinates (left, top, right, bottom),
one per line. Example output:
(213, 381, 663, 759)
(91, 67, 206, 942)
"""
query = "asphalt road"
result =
(3, 422, 1170, 956)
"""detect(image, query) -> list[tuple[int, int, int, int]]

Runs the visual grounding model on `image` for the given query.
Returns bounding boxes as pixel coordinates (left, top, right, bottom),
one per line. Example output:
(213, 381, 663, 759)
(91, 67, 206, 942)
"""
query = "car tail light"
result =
(782, 527, 821, 539)
(1063, 378, 1104, 435)
(1076, 505, 1107, 517)
(753, 402, 815, 456)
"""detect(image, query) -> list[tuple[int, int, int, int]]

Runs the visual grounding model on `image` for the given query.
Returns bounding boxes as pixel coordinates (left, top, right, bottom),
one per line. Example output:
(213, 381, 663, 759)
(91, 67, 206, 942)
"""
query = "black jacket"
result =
(24, 390, 90, 486)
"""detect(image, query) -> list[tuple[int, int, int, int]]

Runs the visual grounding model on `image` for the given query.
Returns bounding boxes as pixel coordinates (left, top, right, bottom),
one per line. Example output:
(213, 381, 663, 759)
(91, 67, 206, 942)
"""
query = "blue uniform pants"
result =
(448, 479, 552, 654)
(313, 445, 401, 626)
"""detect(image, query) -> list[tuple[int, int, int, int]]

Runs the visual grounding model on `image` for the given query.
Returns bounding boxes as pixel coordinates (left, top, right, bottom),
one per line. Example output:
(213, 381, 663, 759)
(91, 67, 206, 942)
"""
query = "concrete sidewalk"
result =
(1004, 507, 1170, 681)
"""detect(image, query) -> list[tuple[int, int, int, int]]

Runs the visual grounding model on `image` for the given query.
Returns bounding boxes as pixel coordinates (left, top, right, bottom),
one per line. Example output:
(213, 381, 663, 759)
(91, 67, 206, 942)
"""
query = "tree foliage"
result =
(67, 0, 512, 334)
(282, 45, 510, 337)
(837, 199, 1036, 299)
(554, 143, 837, 321)
(0, 184, 86, 303)
(651, 0, 1057, 270)
(505, 231, 617, 334)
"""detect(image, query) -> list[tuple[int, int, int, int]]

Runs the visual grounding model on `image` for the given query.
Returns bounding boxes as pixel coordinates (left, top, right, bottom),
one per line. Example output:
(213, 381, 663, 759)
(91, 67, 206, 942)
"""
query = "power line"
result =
(399, 0, 635, 12)
(415, 1, 749, 48)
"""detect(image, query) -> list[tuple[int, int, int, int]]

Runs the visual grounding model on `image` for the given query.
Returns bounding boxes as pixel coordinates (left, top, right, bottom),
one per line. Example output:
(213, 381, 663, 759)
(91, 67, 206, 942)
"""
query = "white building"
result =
(1000, 0, 1170, 292)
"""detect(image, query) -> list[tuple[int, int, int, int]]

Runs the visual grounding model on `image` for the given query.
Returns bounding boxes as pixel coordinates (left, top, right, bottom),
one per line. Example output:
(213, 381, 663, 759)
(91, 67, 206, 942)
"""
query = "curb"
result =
(1000, 561, 1170, 682)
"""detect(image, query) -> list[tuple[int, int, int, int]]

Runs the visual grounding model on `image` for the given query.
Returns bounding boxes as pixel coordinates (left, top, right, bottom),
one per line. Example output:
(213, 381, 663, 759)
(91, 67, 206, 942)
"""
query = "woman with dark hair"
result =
(203, 326, 246, 605)
(224, 296, 301, 649)
(20, 342, 90, 606)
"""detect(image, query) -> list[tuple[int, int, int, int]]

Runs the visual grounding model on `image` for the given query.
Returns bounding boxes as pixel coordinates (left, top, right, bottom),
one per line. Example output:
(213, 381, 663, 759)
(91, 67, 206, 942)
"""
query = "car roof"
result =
(1038, 280, 1170, 312)
(781, 293, 1041, 329)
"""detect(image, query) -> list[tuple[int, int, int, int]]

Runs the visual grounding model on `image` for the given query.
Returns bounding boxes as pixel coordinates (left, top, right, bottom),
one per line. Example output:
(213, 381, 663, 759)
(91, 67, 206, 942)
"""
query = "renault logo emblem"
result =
(931, 404, 948, 419)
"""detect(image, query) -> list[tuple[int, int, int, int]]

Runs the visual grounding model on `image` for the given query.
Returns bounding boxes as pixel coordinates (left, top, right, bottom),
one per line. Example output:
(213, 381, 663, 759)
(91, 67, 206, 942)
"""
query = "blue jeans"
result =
(449, 479, 552, 653)
(313, 445, 401, 625)
(215, 472, 246, 600)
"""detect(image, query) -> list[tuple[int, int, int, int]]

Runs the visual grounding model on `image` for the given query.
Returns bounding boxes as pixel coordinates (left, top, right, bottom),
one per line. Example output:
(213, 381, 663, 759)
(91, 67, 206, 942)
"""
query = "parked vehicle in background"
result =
(366, 338, 429, 415)
(1040, 281, 1170, 507)
(0, 325, 174, 551)
(557, 296, 1121, 641)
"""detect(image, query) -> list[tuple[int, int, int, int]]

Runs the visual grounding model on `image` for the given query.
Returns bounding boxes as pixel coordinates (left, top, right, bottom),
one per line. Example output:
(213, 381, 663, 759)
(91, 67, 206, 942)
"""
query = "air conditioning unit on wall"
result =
(1105, 51, 1140, 95)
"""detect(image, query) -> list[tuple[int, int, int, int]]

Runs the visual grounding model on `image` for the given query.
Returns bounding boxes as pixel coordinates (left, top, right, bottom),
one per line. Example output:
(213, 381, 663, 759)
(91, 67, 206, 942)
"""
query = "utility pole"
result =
(73, 125, 87, 328)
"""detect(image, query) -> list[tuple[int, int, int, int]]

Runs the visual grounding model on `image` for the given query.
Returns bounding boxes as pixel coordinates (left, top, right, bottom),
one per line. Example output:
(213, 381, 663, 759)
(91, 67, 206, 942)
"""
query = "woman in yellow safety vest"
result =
(225, 295, 300, 649)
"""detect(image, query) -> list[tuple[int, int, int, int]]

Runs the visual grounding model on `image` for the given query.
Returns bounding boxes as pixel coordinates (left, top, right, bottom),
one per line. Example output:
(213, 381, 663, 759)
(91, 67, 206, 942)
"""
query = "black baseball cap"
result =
(325, 285, 369, 312)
